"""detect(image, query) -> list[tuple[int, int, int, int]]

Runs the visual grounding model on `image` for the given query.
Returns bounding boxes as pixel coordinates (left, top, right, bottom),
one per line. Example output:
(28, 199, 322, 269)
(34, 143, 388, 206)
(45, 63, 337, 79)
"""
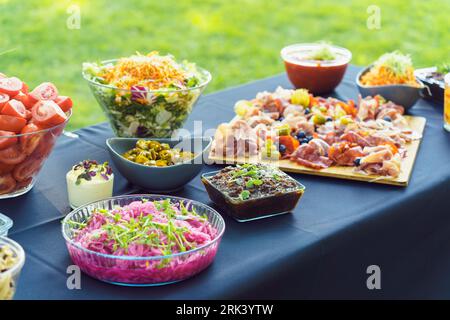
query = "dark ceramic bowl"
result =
(356, 66, 426, 111)
(106, 137, 212, 192)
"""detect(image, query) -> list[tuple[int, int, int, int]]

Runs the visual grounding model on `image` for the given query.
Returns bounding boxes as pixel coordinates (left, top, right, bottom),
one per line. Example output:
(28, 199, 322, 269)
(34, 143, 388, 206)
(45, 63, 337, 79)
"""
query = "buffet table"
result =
(3, 65, 450, 299)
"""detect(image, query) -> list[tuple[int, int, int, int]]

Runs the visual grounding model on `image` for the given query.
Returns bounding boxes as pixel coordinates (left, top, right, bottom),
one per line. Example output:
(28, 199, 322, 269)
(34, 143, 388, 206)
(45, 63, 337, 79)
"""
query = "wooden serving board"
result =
(208, 116, 426, 187)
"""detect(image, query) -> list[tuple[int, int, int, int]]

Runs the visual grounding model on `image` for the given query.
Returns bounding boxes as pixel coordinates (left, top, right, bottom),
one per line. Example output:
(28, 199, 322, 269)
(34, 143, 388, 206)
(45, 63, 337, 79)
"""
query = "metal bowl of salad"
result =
(82, 52, 212, 138)
(62, 194, 225, 286)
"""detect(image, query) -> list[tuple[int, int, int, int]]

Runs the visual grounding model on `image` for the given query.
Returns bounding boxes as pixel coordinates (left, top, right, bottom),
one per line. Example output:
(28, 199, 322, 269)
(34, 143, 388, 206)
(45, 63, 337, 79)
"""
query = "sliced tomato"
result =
(0, 173, 16, 195)
(20, 123, 43, 155)
(32, 137, 54, 159)
(0, 93, 9, 111)
(32, 100, 67, 128)
(0, 115, 27, 133)
(21, 82, 29, 93)
(12, 157, 42, 182)
(15, 177, 33, 191)
(14, 92, 37, 109)
(54, 96, 73, 112)
(0, 77, 23, 96)
(0, 162, 15, 175)
(0, 144, 26, 165)
(30, 82, 58, 101)
(1, 99, 27, 119)
(0, 131, 18, 150)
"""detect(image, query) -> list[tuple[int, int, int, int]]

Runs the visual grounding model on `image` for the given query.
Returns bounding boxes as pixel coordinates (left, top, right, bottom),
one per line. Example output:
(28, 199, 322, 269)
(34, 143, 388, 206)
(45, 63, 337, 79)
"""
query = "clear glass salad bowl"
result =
(62, 194, 225, 286)
(82, 60, 211, 138)
(0, 236, 25, 300)
(0, 110, 71, 199)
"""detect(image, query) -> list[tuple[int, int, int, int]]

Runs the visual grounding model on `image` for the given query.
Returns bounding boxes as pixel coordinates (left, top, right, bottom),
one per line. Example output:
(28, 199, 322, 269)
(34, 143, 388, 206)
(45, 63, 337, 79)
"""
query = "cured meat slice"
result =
(356, 96, 378, 121)
(328, 142, 364, 166)
(340, 131, 371, 147)
(290, 139, 332, 170)
(356, 145, 401, 177)
(212, 120, 260, 157)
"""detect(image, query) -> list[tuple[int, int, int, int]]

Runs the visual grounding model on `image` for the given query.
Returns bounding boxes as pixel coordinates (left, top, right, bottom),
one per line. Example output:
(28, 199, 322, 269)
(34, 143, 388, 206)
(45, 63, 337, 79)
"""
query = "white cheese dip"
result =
(66, 160, 114, 209)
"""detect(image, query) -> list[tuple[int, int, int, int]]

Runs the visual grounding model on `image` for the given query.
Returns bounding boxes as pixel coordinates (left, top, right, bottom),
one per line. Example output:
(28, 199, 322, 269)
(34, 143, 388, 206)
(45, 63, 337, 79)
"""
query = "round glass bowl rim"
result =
(61, 194, 226, 261)
(0, 236, 25, 278)
(81, 59, 212, 94)
(0, 109, 72, 139)
(280, 43, 352, 65)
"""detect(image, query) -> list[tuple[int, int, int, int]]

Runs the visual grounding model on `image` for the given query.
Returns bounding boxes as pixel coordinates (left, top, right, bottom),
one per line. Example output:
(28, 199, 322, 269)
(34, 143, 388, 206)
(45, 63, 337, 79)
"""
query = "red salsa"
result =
(281, 43, 351, 94)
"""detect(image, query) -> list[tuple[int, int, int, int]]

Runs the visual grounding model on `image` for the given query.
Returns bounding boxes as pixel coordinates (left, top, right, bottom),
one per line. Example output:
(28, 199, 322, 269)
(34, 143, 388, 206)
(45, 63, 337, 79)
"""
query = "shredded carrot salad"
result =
(360, 51, 419, 87)
(100, 51, 189, 90)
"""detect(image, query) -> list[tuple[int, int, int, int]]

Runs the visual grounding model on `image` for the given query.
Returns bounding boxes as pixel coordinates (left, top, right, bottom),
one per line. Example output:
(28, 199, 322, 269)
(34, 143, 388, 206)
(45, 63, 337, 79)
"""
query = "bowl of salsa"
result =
(281, 43, 352, 94)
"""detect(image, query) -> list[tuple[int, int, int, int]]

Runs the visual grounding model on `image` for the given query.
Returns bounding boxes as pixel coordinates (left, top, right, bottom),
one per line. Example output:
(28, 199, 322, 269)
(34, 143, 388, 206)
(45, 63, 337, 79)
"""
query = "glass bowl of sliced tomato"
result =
(0, 74, 73, 198)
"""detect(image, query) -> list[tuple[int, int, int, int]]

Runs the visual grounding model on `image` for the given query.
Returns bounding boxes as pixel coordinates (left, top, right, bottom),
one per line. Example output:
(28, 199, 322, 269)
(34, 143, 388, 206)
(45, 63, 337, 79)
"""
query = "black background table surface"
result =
(2, 65, 450, 299)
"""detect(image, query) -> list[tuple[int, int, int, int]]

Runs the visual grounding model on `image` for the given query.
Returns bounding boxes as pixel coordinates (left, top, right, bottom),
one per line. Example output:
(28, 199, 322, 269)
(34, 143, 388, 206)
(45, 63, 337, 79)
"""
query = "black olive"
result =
(304, 108, 311, 115)
(278, 116, 285, 122)
(279, 144, 287, 153)
(296, 131, 306, 140)
(326, 117, 333, 122)
(306, 136, 313, 142)
(301, 138, 309, 144)
(383, 116, 392, 122)
(354, 158, 361, 166)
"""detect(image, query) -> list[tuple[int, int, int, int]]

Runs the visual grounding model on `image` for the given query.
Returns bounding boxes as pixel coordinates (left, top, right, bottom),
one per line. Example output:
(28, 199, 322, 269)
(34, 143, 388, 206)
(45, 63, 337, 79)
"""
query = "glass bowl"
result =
(0, 236, 25, 300)
(281, 43, 351, 94)
(0, 213, 13, 236)
(61, 194, 225, 286)
(0, 110, 71, 199)
(82, 60, 211, 138)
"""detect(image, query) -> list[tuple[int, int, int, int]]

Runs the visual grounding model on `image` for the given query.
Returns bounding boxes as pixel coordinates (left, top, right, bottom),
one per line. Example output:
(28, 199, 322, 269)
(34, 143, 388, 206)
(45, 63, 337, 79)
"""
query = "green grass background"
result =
(0, 0, 448, 130)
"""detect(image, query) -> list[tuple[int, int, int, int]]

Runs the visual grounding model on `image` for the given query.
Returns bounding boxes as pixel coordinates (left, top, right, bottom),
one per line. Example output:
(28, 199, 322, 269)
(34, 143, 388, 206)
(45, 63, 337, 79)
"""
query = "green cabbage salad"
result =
(82, 52, 210, 138)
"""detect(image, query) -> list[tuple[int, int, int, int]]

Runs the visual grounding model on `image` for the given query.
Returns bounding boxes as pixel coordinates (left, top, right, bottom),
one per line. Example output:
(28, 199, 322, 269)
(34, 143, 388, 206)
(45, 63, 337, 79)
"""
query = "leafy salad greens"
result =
(82, 52, 210, 137)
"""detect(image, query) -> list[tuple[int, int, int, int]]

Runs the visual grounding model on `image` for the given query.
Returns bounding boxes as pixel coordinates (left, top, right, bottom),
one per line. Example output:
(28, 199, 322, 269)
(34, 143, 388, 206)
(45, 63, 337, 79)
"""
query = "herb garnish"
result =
(73, 160, 113, 185)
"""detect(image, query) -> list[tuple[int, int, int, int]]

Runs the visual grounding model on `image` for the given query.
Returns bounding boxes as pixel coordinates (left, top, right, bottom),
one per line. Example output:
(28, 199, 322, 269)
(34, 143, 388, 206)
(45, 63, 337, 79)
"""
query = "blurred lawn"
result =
(0, 0, 448, 130)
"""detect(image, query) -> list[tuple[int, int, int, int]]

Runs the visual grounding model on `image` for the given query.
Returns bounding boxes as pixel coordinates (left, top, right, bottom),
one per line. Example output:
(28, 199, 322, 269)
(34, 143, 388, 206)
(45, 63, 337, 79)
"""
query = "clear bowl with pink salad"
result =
(61, 194, 225, 286)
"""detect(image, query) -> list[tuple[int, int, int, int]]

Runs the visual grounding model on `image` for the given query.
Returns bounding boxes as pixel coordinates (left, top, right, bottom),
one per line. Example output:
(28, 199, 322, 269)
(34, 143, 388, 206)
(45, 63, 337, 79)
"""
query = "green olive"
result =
(160, 143, 170, 150)
(135, 154, 149, 164)
(159, 150, 172, 161)
(155, 160, 168, 167)
(148, 141, 162, 152)
(312, 114, 326, 125)
(123, 140, 195, 167)
(136, 139, 149, 150)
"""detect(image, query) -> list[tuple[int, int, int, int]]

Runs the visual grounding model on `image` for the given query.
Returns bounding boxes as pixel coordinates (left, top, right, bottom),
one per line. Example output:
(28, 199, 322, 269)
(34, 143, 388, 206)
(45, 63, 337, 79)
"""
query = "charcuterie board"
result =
(208, 115, 426, 186)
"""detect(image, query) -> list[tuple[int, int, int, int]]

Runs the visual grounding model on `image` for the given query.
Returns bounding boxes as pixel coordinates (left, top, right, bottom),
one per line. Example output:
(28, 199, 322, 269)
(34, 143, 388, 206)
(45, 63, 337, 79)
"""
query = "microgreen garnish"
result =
(70, 199, 211, 256)
(239, 190, 250, 200)
(73, 160, 113, 185)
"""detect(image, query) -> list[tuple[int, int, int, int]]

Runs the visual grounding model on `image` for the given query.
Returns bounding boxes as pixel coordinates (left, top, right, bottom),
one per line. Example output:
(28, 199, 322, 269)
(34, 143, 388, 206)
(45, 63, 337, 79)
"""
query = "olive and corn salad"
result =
(123, 139, 195, 167)
(0, 244, 19, 300)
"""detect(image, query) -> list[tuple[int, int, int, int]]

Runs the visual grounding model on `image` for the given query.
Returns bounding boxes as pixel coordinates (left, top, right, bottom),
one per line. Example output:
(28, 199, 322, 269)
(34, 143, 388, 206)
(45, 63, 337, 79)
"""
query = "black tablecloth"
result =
(3, 65, 450, 299)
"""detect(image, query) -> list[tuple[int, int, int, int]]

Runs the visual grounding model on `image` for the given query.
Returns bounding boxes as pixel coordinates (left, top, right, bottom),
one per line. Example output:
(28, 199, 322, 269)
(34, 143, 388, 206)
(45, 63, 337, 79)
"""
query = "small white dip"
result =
(66, 160, 114, 209)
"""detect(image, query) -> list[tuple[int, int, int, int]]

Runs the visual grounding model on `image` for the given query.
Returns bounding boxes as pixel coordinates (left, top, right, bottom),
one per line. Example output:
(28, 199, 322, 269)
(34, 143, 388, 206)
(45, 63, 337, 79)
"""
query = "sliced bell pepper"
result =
(278, 135, 300, 154)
